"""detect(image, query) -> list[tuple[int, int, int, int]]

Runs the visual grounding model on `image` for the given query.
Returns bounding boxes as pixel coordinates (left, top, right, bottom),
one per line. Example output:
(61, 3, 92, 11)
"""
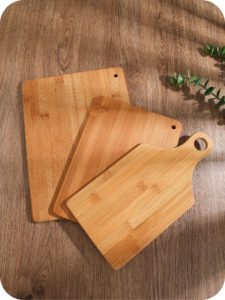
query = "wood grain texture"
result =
(22, 67, 130, 222)
(67, 132, 213, 269)
(0, 0, 224, 299)
(53, 96, 182, 221)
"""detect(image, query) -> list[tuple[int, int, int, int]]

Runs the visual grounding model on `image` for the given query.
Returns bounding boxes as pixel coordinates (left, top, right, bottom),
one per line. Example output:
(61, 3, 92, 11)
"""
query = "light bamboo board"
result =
(22, 68, 130, 222)
(53, 97, 182, 221)
(67, 133, 213, 270)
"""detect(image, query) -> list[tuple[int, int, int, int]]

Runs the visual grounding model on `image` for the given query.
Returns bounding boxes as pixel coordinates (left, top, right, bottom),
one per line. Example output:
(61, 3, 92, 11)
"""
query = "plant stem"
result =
(197, 83, 219, 99)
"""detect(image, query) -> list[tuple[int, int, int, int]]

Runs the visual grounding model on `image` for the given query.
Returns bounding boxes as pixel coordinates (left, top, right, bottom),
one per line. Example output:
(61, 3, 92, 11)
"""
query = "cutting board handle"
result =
(179, 132, 213, 162)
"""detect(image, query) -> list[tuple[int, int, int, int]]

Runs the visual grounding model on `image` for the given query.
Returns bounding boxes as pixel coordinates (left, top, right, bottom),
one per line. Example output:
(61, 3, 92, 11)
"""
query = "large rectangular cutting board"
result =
(53, 97, 182, 221)
(22, 68, 130, 222)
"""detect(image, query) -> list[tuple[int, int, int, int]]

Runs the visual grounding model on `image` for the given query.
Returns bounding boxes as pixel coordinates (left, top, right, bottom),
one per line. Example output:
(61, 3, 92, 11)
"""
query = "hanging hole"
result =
(114, 74, 118, 78)
(172, 125, 176, 130)
(194, 139, 207, 151)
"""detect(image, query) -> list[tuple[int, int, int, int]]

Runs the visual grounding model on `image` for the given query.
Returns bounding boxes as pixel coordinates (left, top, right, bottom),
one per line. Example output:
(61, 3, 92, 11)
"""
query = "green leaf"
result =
(218, 46, 225, 56)
(211, 48, 218, 56)
(188, 70, 190, 79)
(215, 97, 225, 108)
(174, 72, 178, 79)
(170, 77, 176, 84)
(204, 86, 216, 96)
(222, 47, 225, 56)
(210, 46, 214, 56)
(188, 75, 196, 84)
(217, 88, 221, 97)
(205, 80, 209, 88)
(177, 75, 184, 85)
(194, 78, 202, 87)
(204, 45, 212, 54)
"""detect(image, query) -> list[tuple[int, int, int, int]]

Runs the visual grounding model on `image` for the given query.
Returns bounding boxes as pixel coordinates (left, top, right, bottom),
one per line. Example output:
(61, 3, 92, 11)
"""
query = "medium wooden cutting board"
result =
(53, 97, 182, 221)
(67, 132, 213, 269)
(22, 68, 130, 222)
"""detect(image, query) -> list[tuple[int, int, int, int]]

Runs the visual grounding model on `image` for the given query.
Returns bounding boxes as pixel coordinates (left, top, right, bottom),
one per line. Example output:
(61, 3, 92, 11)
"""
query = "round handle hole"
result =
(172, 125, 176, 130)
(194, 139, 207, 151)
(114, 74, 118, 78)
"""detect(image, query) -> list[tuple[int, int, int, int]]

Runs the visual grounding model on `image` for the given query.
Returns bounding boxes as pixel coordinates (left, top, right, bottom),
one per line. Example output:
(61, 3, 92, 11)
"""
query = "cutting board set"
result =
(22, 67, 213, 269)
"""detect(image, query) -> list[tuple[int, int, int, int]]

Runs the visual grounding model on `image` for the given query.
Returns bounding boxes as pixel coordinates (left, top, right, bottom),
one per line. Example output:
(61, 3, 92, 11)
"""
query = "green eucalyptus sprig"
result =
(169, 71, 225, 111)
(203, 44, 225, 62)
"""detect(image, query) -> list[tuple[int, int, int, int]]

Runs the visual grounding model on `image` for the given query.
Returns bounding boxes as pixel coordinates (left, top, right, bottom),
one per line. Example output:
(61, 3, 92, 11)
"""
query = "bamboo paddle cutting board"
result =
(22, 68, 130, 222)
(67, 132, 213, 269)
(53, 97, 182, 221)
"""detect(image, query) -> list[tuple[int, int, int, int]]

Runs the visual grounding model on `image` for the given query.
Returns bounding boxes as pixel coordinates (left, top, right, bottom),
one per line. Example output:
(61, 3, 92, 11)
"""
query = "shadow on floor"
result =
(160, 75, 225, 126)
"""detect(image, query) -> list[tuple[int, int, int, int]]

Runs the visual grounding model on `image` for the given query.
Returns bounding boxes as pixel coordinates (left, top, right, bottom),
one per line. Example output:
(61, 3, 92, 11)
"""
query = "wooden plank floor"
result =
(0, 0, 224, 299)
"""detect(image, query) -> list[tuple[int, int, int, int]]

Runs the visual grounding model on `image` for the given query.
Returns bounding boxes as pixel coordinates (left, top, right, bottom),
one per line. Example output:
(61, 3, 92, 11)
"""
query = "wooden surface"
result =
(67, 132, 213, 270)
(22, 67, 130, 222)
(0, 0, 224, 299)
(54, 96, 182, 221)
